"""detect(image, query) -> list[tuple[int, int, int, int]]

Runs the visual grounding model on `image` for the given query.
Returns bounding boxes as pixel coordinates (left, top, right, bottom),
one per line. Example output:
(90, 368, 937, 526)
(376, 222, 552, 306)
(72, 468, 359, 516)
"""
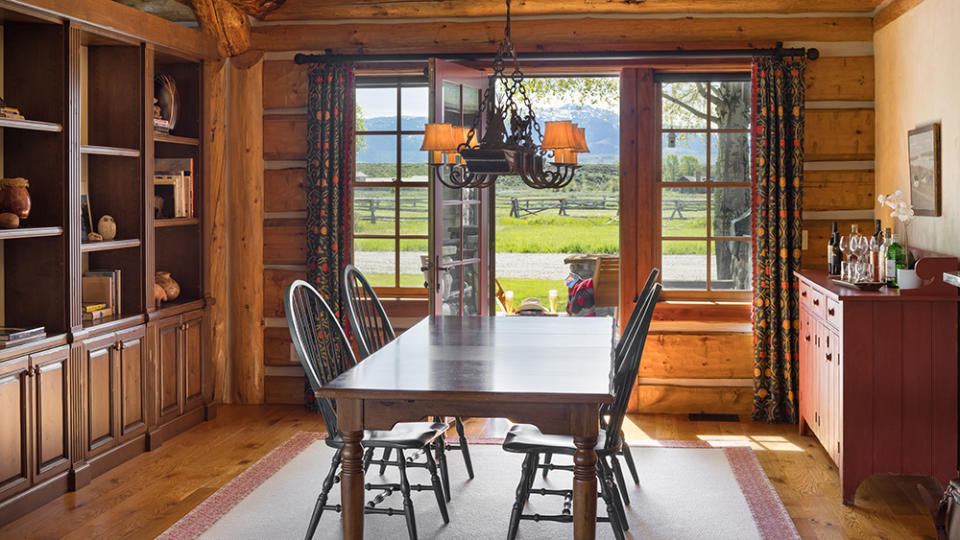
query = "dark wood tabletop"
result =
(318, 315, 617, 404)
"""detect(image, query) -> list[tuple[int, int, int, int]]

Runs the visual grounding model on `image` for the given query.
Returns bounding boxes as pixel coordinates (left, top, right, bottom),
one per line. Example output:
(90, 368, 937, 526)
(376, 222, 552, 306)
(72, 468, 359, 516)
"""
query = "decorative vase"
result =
(155, 271, 180, 301)
(97, 215, 117, 241)
(0, 177, 31, 219)
(897, 268, 921, 290)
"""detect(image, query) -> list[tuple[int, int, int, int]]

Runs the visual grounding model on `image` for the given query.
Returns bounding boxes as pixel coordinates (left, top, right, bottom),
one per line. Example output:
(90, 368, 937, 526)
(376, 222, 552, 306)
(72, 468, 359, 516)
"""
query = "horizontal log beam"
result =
(265, 0, 880, 21)
(251, 17, 873, 53)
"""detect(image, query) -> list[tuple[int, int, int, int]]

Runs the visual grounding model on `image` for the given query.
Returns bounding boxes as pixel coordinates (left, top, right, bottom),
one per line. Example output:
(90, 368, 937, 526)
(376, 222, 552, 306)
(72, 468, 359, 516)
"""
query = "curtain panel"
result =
(750, 57, 806, 423)
(304, 62, 355, 408)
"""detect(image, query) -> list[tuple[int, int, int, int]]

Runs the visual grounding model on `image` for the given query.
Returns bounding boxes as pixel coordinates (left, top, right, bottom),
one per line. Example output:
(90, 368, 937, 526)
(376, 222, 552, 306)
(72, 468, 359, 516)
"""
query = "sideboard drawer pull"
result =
(826, 353, 833, 361)
(813, 298, 820, 306)
(801, 290, 807, 297)
(828, 307, 835, 316)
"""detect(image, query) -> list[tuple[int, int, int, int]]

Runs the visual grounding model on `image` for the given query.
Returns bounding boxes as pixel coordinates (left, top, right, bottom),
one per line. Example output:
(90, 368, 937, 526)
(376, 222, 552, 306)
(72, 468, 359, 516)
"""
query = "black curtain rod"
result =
(294, 42, 818, 65)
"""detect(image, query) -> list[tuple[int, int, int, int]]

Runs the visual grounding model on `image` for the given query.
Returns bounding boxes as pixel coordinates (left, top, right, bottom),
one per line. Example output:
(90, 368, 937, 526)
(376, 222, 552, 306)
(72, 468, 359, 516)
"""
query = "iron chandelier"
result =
(420, 0, 589, 190)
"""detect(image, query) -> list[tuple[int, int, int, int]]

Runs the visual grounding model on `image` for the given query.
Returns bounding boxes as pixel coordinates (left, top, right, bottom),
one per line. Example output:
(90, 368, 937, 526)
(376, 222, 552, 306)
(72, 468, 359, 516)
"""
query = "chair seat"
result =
(502, 424, 619, 456)
(326, 421, 448, 449)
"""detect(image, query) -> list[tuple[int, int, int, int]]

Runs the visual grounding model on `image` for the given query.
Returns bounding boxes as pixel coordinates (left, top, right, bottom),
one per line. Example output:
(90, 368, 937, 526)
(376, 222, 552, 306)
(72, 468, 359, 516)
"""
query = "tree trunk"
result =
(711, 82, 751, 289)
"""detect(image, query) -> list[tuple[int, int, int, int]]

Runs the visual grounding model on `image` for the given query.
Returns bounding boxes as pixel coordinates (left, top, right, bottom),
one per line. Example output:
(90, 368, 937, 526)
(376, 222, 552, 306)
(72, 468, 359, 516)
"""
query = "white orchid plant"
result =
(878, 190, 916, 268)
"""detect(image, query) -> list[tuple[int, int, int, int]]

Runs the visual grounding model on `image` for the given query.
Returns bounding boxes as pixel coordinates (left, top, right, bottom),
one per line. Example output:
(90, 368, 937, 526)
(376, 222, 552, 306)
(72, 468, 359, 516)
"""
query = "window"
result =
(657, 75, 752, 299)
(353, 76, 429, 296)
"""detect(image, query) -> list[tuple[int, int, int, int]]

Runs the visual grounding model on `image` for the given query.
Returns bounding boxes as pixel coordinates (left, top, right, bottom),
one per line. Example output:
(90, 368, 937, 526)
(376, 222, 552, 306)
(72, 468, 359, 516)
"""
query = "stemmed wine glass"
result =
(851, 235, 870, 282)
(839, 235, 850, 280)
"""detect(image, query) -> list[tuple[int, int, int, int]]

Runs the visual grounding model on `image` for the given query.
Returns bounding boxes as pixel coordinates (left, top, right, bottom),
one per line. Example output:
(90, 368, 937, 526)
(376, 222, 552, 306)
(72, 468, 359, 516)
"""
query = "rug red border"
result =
(158, 433, 799, 539)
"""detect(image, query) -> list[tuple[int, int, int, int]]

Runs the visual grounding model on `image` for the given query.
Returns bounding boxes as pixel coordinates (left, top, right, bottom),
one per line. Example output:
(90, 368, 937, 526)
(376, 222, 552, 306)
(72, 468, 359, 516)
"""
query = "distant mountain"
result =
(357, 104, 629, 165)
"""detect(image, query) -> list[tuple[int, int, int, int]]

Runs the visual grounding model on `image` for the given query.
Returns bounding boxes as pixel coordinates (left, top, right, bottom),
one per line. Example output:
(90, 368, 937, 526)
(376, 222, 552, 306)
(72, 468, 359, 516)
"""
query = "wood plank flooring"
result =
(0, 405, 939, 539)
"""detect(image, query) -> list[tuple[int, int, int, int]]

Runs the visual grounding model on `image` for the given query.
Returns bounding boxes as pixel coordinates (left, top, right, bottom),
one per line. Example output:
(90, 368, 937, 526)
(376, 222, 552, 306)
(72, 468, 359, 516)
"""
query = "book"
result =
(82, 307, 114, 321)
(82, 303, 106, 312)
(82, 275, 114, 307)
(154, 117, 170, 132)
(85, 270, 121, 317)
(0, 326, 45, 342)
(155, 158, 194, 218)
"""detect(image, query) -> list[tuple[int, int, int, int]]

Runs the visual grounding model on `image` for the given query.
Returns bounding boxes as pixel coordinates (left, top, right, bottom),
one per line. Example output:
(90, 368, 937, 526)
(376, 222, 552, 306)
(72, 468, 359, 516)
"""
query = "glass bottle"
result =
(827, 222, 838, 275)
(885, 233, 905, 288)
(879, 227, 892, 282)
(869, 221, 882, 282)
(848, 224, 862, 263)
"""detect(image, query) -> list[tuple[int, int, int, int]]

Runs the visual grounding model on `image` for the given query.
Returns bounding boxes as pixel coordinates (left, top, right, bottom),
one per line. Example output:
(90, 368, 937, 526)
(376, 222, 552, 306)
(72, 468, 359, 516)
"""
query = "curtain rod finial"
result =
(806, 48, 820, 61)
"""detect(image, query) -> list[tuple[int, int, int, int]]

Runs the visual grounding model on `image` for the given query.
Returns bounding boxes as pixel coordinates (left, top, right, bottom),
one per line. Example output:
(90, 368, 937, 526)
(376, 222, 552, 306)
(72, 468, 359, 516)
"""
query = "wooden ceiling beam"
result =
(264, 0, 882, 21)
(251, 16, 873, 53)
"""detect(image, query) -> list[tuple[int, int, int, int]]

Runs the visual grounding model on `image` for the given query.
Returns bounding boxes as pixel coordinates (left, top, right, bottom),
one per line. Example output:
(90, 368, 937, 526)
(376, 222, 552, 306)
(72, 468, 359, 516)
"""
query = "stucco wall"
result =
(875, 0, 960, 256)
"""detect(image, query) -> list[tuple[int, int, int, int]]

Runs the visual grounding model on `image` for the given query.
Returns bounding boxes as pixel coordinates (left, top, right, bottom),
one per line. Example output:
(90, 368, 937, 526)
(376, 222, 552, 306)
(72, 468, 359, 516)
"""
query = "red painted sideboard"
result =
(797, 262, 959, 505)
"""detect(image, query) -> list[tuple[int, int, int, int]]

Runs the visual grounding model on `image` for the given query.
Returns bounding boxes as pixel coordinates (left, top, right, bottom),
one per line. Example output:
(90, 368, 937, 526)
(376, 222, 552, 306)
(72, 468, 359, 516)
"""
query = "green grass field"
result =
(495, 277, 567, 313)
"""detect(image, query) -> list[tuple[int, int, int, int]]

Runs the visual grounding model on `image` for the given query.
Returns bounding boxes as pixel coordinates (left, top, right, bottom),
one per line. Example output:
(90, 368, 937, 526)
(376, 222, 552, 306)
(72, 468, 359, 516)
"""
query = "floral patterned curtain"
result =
(751, 57, 805, 423)
(304, 62, 355, 408)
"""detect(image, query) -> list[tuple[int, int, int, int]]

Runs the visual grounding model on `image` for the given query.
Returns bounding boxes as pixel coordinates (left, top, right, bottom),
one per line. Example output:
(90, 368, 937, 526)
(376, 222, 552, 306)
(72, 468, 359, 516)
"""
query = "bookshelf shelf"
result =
(155, 217, 200, 228)
(81, 144, 141, 158)
(154, 133, 199, 146)
(0, 117, 63, 132)
(0, 226, 64, 240)
(80, 238, 142, 253)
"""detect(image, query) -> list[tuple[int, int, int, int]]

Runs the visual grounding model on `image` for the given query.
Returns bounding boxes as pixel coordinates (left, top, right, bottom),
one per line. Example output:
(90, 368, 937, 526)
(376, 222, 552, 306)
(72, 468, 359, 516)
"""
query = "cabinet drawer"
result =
(799, 281, 826, 318)
(825, 298, 841, 329)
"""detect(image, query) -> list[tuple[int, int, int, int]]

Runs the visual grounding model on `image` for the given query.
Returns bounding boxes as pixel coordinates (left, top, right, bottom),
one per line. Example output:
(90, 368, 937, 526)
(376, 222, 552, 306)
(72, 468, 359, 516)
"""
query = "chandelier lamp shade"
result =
(420, 0, 586, 190)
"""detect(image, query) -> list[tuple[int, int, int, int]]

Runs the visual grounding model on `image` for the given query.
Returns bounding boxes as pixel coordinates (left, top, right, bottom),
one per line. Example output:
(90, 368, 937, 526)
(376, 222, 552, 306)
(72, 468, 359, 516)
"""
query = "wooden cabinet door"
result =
(182, 311, 205, 412)
(798, 310, 816, 430)
(818, 322, 839, 463)
(0, 356, 31, 502)
(117, 326, 146, 441)
(31, 346, 70, 483)
(156, 316, 182, 425)
(83, 333, 118, 457)
(824, 327, 841, 464)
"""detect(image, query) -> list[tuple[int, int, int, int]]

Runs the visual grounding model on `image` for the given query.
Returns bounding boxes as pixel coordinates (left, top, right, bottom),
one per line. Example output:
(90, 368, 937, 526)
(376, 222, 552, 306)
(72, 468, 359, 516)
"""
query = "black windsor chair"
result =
(342, 264, 474, 502)
(285, 280, 449, 540)
(501, 282, 661, 540)
(541, 267, 661, 505)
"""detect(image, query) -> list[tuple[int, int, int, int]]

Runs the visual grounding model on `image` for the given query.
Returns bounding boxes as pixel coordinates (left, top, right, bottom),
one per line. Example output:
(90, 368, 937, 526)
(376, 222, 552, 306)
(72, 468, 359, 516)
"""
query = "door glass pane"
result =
(440, 264, 461, 315)
(463, 87, 481, 129)
(401, 86, 428, 131)
(661, 188, 707, 237)
(357, 87, 396, 131)
(443, 82, 461, 125)
(712, 240, 752, 290)
(356, 134, 398, 181)
(441, 205, 462, 262)
(710, 81, 751, 130)
(662, 82, 707, 129)
(661, 242, 707, 290)
(711, 187, 751, 238)
(661, 133, 707, 182)
(400, 135, 428, 182)
(710, 133, 750, 182)
(462, 204, 481, 260)
(399, 238, 428, 288)
(354, 187, 395, 238)
(461, 262, 480, 315)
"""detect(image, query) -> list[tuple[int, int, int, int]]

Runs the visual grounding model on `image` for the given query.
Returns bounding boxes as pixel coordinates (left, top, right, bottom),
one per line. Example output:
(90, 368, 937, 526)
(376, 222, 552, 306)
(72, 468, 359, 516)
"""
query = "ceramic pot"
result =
(97, 215, 117, 241)
(897, 268, 921, 290)
(0, 177, 31, 219)
(155, 271, 180, 301)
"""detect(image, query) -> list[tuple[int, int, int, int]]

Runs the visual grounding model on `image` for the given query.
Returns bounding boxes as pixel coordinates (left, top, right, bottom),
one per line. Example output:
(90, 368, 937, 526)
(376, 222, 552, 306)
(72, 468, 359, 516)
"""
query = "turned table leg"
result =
(339, 399, 365, 539)
(572, 405, 599, 540)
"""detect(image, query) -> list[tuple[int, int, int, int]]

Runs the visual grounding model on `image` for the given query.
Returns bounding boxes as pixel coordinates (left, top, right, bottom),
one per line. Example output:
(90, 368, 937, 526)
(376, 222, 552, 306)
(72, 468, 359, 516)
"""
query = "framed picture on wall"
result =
(908, 123, 941, 216)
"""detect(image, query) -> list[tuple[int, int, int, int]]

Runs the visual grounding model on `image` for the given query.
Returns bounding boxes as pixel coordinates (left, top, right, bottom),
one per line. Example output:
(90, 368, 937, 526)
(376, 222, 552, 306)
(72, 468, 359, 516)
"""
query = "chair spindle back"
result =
(342, 264, 396, 359)
(285, 280, 357, 439)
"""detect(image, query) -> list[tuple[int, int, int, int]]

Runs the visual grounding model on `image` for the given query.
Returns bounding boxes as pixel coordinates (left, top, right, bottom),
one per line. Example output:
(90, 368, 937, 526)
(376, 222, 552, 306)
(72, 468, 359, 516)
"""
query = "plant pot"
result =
(0, 177, 31, 219)
(897, 268, 921, 290)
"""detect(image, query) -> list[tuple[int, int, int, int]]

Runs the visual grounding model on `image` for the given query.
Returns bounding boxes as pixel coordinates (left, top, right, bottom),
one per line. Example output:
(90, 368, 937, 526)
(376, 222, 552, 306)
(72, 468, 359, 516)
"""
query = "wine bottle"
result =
(827, 221, 838, 275)
(886, 234, 905, 288)
(879, 227, 892, 282)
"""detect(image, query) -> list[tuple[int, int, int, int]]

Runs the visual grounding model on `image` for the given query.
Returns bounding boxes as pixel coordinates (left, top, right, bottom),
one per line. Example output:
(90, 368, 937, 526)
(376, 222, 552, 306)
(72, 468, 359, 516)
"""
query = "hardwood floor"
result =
(0, 405, 938, 539)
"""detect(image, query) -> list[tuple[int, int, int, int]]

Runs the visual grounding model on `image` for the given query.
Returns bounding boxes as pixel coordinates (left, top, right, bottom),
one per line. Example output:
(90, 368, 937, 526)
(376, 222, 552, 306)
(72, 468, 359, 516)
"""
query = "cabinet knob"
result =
(801, 290, 807, 297)
(826, 352, 833, 361)
(805, 334, 811, 342)
(812, 298, 820, 306)
(828, 308, 835, 316)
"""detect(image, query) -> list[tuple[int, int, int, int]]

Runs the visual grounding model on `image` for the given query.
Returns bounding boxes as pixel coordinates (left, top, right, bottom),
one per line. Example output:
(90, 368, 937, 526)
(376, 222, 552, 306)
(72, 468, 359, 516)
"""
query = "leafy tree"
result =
(520, 77, 619, 110)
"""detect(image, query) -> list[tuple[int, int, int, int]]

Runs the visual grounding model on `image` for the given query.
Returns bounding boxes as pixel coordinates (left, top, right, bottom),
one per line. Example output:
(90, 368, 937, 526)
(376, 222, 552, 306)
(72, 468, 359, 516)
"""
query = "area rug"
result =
(159, 432, 798, 539)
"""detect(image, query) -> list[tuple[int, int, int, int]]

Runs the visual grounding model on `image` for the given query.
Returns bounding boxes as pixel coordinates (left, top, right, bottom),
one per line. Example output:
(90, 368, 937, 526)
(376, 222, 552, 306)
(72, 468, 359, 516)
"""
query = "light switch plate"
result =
(802, 230, 809, 250)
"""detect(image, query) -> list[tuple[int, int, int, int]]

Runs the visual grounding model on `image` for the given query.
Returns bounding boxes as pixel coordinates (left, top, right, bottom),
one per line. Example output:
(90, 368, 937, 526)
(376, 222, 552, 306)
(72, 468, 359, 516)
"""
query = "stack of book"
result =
(82, 269, 121, 321)
(154, 158, 194, 218)
(154, 117, 170, 132)
(0, 106, 24, 120)
(0, 326, 45, 345)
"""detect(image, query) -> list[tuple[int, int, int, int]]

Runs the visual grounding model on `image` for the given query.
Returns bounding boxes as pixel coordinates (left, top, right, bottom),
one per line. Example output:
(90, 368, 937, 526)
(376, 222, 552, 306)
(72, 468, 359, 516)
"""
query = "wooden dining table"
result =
(316, 315, 617, 539)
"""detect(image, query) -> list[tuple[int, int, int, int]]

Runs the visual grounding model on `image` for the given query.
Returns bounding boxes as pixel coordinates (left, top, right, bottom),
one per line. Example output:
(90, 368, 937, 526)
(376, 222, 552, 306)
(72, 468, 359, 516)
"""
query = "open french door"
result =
(427, 58, 494, 316)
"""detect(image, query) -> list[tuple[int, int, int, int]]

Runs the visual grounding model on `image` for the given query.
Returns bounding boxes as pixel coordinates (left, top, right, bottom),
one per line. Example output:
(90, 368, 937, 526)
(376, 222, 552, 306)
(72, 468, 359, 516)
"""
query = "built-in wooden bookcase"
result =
(150, 51, 203, 309)
(80, 33, 145, 325)
(0, 12, 67, 336)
